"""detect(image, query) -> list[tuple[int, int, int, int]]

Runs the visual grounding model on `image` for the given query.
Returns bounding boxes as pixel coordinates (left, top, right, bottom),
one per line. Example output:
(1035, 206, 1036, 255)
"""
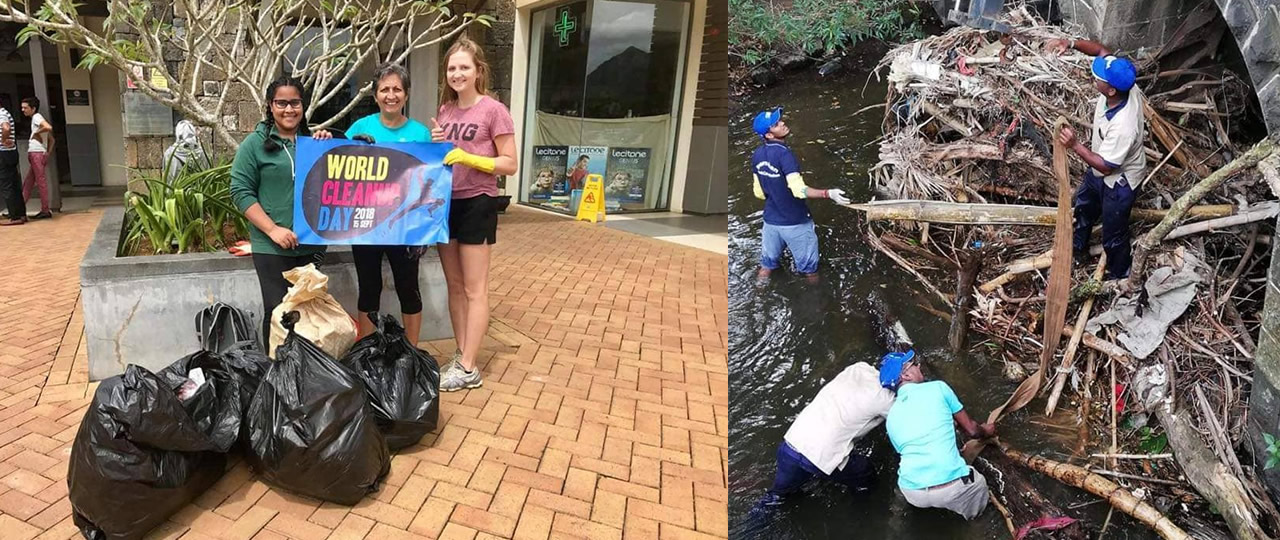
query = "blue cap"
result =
(879, 349, 915, 389)
(752, 107, 782, 136)
(1091, 55, 1137, 92)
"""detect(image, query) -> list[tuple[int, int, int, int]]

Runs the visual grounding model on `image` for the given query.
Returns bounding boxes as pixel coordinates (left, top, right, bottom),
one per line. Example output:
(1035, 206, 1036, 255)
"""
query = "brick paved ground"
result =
(0, 207, 728, 539)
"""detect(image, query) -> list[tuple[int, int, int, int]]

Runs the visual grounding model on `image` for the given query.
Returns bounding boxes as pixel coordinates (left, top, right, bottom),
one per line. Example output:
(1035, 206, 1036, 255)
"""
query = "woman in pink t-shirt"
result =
(430, 36, 517, 392)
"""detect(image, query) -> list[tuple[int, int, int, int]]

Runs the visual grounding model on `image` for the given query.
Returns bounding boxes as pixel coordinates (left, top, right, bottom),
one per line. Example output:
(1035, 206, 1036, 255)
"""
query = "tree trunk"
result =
(976, 445, 1088, 539)
(850, 200, 1234, 226)
(1127, 136, 1279, 290)
(1000, 444, 1192, 540)
(948, 253, 982, 354)
(1154, 404, 1272, 540)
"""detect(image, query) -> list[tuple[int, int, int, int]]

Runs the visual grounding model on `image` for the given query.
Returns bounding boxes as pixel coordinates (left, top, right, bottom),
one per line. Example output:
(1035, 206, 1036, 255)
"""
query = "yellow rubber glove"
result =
(444, 148, 496, 174)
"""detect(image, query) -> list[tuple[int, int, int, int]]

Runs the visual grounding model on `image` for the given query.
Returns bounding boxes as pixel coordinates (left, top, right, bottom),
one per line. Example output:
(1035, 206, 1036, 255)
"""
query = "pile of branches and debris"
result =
(853, 4, 1280, 540)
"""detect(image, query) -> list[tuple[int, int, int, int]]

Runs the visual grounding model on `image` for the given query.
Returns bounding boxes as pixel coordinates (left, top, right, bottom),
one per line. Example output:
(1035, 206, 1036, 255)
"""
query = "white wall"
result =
(666, 0, 707, 213)
(86, 17, 126, 186)
(57, 45, 93, 124)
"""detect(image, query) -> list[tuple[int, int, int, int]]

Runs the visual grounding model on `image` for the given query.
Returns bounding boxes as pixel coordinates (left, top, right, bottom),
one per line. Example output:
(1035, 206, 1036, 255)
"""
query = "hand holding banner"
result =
(293, 138, 454, 245)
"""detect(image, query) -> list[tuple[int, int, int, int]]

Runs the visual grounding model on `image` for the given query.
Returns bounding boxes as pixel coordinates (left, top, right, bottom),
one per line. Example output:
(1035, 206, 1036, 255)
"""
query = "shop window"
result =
(283, 25, 379, 134)
(521, 0, 690, 214)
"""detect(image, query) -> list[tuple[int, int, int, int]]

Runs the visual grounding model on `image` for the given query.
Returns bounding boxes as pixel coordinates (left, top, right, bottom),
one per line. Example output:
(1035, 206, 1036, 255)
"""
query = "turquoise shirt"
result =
(885, 380, 969, 490)
(345, 114, 430, 143)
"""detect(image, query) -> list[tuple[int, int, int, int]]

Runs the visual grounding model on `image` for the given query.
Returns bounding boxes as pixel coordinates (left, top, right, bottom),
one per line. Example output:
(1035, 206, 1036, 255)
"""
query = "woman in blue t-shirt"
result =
(319, 62, 431, 341)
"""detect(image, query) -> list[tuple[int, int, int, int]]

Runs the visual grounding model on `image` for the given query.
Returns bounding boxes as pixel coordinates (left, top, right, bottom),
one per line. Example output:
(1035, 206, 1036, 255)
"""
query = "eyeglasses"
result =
(272, 99, 304, 110)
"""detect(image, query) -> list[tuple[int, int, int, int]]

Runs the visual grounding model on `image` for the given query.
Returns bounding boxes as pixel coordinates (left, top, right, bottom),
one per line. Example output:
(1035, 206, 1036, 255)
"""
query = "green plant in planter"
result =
(123, 159, 248, 255)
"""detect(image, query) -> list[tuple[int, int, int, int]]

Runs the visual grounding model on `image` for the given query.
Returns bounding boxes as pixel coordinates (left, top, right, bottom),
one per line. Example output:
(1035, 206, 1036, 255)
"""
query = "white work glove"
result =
(826, 188, 850, 205)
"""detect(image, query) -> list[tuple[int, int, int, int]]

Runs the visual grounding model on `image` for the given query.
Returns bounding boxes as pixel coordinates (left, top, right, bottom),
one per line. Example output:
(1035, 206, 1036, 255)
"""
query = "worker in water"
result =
(754, 360, 896, 507)
(1047, 38, 1146, 280)
(882, 350, 997, 520)
(750, 107, 851, 280)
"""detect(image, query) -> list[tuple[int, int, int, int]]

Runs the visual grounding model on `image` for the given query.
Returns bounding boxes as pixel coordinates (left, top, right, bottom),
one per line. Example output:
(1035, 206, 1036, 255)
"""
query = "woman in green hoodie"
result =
(230, 76, 325, 346)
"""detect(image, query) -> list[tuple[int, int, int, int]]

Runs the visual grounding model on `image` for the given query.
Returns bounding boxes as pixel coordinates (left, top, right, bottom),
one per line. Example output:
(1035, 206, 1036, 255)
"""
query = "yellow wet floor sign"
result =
(575, 174, 606, 223)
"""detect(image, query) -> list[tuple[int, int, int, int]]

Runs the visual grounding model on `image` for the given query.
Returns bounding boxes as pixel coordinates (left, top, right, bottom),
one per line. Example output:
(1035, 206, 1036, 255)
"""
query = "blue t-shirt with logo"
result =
(346, 114, 430, 143)
(885, 380, 970, 490)
(752, 140, 811, 226)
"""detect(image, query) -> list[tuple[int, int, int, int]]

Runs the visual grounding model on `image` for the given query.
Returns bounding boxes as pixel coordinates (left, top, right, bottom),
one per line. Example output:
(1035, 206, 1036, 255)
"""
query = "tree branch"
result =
(1126, 135, 1279, 290)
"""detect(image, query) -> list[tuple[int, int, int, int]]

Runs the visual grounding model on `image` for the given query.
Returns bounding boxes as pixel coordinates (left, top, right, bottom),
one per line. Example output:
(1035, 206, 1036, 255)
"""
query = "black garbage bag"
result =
(196, 302, 260, 353)
(341, 311, 440, 451)
(173, 345, 271, 448)
(69, 355, 241, 540)
(245, 311, 390, 504)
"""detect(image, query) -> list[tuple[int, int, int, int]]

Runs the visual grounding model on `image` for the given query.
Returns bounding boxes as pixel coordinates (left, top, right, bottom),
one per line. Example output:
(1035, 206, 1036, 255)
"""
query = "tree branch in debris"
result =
(1000, 444, 1192, 539)
(1044, 255, 1106, 416)
(849, 200, 1234, 226)
(1154, 403, 1271, 540)
(1127, 136, 1279, 290)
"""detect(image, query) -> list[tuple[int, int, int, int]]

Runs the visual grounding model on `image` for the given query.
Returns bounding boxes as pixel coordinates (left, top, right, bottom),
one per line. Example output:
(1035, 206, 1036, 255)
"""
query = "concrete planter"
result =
(80, 207, 452, 381)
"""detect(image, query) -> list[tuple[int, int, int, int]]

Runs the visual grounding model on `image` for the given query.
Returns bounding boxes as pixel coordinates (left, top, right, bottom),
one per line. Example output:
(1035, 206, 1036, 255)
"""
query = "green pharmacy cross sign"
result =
(554, 8, 577, 47)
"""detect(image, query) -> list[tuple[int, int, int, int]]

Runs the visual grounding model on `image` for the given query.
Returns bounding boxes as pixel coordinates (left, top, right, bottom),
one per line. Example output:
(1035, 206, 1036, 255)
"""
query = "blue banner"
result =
(293, 137, 453, 245)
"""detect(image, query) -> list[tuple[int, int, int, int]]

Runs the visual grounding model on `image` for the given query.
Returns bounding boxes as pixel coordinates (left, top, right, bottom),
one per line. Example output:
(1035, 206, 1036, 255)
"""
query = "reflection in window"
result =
(584, 0, 683, 119)
(283, 25, 377, 133)
(536, 2, 590, 118)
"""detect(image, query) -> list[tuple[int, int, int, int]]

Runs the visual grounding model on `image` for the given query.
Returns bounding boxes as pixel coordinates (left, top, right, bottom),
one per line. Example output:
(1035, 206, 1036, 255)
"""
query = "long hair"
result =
(440, 36, 493, 105)
(261, 75, 309, 152)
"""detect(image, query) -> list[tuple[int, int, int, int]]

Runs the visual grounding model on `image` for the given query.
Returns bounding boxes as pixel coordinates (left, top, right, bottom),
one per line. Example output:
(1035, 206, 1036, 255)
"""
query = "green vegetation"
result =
(729, 0, 924, 66)
(1136, 426, 1168, 454)
(1264, 432, 1280, 469)
(122, 159, 249, 256)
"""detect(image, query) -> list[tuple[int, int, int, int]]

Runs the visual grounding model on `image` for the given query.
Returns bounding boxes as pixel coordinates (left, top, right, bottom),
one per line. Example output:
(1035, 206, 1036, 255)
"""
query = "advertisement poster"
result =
(566, 146, 608, 191)
(293, 138, 453, 245)
(530, 145, 567, 202)
(604, 147, 650, 210)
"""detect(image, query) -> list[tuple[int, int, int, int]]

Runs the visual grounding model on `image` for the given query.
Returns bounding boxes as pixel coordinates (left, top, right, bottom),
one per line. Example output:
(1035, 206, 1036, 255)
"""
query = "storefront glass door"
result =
(521, 0, 690, 214)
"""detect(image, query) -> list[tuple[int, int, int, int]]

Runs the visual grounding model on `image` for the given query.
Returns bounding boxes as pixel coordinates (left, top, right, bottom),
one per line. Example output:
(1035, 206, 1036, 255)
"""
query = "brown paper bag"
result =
(269, 264, 357, 359)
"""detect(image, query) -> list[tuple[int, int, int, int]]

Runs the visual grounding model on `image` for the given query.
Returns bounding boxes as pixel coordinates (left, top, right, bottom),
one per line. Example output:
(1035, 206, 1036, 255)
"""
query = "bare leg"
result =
(357, 311, 376, 339)
(402, 312, 422, 348)
(439, 241, 468, 357)
(457, 243, 491, 372)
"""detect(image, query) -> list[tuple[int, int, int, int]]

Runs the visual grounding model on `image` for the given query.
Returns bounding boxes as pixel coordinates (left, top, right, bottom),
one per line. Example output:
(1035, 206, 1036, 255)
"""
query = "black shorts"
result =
(448, 194, 497, 245)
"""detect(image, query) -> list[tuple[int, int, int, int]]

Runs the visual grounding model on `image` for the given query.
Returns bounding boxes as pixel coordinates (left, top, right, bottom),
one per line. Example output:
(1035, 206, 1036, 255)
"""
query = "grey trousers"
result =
(900, 466, 989, 520)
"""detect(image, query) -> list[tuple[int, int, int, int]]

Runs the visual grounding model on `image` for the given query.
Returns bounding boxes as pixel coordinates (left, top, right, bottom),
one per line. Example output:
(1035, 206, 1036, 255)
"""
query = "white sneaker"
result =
(440, 350, 463, 374)
(441, 365, 482, 392)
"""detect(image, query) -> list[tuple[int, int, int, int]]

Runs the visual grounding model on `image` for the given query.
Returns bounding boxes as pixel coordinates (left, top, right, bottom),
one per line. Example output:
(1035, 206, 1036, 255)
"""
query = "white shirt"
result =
(29, 112, 47, 153)
(0, 108, 14, 151)
(1090, 89, 1147, 188)
(784, 362, 896, 474)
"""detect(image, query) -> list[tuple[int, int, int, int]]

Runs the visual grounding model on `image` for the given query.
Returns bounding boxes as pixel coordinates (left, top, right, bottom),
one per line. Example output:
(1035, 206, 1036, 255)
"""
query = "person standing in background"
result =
(20, 97, 53, 219)
(0, 97, 24, 226)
